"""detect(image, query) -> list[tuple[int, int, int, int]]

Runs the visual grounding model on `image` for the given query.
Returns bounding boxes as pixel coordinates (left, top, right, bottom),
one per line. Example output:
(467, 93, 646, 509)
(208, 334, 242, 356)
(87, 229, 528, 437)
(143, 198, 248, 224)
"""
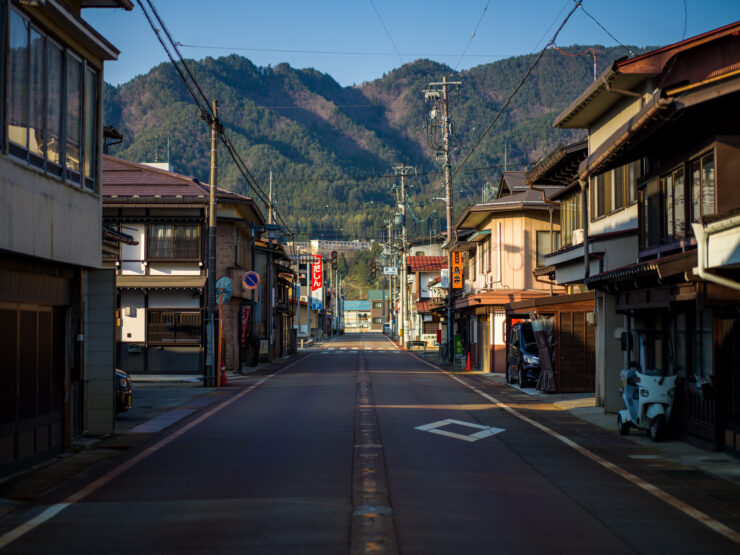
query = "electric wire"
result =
(454, 0, 492, 71)
(576, 1, 634, 57)
(136, 0, 293, 237)
(531, 0, 572, 52)
(450, 0, 581, 181)
(369, 0, 405, 66)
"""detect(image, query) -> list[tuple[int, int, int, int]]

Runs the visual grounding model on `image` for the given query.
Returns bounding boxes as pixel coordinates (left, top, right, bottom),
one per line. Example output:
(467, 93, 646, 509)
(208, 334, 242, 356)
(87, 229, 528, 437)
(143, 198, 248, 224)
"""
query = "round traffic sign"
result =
(216, 277, 233, 303)
(242, 271, 260, 290)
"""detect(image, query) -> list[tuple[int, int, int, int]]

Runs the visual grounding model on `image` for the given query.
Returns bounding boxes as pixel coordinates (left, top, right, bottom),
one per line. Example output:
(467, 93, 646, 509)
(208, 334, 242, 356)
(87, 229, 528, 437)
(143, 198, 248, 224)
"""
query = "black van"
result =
(507, 322, 541, 387)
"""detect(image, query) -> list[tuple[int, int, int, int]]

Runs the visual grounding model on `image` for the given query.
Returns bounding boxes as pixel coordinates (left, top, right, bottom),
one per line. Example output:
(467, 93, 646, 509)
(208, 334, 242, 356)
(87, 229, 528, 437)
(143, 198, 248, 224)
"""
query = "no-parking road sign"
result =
(242, 271, 260, 290)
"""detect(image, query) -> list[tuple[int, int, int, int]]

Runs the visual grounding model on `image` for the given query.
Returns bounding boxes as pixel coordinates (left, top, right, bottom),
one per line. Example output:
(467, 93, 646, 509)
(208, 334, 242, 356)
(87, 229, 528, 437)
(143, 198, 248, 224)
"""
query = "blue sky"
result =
(87, 0, 740, 87)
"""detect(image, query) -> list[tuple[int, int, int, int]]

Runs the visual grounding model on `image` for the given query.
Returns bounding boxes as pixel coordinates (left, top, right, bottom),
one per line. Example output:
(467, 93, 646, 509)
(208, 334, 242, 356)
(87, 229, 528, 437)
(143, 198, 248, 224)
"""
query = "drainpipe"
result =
(581, 178, 590, 280)
(603, 77, 644, 108)
(692, 222, 740, 292)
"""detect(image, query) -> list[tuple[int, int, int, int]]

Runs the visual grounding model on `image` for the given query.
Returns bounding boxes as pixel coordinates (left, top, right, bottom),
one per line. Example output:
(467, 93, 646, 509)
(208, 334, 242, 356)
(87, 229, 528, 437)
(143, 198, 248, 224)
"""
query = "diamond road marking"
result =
(414, 419, 505, 442)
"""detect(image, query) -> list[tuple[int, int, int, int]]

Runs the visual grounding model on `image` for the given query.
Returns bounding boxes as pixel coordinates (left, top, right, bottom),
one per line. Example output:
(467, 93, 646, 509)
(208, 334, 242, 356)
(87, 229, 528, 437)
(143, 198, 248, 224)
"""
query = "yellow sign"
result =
(451, 251, 464, 289)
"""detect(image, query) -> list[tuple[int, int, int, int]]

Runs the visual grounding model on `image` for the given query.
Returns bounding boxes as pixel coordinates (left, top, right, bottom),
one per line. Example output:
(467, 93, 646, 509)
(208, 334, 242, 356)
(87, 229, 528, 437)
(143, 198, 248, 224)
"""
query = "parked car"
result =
(507, 322, 540, 387)
(115, 369, 133, 413)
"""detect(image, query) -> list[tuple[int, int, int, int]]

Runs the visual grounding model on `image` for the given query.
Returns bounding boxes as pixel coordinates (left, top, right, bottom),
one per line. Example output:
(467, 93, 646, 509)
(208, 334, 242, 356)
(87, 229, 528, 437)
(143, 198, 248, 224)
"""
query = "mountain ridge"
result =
(103, 45, 645, 240)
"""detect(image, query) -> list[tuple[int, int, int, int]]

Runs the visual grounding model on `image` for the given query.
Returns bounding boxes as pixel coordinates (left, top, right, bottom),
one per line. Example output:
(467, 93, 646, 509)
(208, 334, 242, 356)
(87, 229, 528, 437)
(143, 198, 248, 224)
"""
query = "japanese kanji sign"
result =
(451, 251, 464, 289)
(311, 255, 323, 310)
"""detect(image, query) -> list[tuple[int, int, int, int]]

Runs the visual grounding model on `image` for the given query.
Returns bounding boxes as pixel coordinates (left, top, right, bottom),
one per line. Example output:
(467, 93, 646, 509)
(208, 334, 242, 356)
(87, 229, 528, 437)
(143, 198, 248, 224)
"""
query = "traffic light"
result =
(331, 250, 338, 271)
(369, 260, 376, 279)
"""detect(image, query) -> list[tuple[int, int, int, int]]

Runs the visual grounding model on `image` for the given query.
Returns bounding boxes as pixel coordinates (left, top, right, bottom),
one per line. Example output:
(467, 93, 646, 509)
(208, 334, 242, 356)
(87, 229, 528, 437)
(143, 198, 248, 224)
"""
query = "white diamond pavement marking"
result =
(414, 419, 505, 442)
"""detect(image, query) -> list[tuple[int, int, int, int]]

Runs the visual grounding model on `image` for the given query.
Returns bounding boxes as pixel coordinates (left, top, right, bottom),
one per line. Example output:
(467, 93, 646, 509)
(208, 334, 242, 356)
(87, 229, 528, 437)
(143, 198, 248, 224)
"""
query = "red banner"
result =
(311, 255, 323, 291)
(240, 305, 251, 344)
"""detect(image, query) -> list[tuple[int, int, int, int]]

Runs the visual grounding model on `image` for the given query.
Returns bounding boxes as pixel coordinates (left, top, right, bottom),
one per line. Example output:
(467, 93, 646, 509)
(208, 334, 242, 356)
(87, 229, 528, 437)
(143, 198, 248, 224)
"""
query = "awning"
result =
(116, 275, 206, 289)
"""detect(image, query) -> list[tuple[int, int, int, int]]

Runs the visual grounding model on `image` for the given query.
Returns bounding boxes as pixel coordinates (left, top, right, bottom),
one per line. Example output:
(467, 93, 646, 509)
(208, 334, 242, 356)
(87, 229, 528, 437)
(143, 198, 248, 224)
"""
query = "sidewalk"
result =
(416, 351, 740, 487)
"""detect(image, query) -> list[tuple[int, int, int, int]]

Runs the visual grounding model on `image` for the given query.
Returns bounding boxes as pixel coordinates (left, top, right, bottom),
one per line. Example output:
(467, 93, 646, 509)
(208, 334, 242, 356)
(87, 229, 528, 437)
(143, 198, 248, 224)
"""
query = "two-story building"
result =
(102, 156, 266, 376)
(0, 0, 132, 476)
(452, 172, 563, 372)
(553, 22, 740, 450)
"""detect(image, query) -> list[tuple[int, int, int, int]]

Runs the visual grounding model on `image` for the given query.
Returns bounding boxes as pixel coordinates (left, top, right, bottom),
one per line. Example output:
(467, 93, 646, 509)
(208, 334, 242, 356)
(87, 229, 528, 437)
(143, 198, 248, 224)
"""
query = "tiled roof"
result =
(407, 256, 447, 272)
(345, 300, 371, 311)
(416, 300, 445, 314)
(103, 155, 256, 205)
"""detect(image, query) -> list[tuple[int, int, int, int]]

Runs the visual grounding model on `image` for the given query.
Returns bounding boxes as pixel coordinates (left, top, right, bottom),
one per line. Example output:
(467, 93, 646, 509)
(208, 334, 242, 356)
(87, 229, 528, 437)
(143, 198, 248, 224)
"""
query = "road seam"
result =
(414, 355, 740, 546)
(350, 350, 399, 555)
(0, 355, 310, 551)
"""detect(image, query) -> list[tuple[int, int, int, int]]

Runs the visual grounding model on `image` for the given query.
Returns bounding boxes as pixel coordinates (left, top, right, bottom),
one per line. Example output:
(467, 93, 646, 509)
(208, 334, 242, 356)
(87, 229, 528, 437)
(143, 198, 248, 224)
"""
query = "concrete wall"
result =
(120, 291, 146, 342)
(0, 157, 101, 269)
(84, 269, 115, 435)
(594, 291, 624, 412)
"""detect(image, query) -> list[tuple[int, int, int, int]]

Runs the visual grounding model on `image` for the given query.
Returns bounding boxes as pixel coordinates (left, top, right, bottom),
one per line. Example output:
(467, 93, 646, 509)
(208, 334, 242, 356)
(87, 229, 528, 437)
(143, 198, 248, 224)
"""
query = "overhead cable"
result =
(454, 0, 492, 71)
(451, 0, 581, 180)
(369, 0, 405, 65)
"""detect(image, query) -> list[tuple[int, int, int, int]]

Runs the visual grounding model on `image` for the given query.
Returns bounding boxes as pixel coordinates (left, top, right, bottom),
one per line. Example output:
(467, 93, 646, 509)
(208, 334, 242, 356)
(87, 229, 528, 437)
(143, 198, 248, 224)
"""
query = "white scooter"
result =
(617, 331, 676, 442)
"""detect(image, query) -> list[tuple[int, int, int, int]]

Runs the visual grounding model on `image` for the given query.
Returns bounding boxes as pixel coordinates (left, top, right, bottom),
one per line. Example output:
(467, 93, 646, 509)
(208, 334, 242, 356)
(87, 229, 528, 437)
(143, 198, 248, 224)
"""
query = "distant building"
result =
(344, 300, 371, 331)
(367, 290, 390, 332)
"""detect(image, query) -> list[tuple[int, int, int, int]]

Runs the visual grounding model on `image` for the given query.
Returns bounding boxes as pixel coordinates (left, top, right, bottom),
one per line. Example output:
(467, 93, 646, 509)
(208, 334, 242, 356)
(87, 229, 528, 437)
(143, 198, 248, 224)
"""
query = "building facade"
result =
(0, 0, 132, 476)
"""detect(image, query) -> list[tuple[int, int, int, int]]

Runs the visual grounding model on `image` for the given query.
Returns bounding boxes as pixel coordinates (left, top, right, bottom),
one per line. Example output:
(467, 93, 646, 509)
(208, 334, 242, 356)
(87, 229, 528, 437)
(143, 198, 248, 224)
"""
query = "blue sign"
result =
(242, 271, 260, 290)
(312, 301, 322, 310)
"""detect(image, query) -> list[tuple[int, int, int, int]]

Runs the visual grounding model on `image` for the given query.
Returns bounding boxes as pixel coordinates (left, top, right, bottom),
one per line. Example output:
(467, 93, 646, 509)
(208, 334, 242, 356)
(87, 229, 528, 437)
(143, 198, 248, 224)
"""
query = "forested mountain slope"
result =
(103, 46, 643, 241)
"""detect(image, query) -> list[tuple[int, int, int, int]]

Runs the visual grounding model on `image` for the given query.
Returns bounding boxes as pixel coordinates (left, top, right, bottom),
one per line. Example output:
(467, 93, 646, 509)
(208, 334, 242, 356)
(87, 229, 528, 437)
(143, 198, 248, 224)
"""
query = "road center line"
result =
(0, 355, 311, 551)
(414, 355, 740, 546)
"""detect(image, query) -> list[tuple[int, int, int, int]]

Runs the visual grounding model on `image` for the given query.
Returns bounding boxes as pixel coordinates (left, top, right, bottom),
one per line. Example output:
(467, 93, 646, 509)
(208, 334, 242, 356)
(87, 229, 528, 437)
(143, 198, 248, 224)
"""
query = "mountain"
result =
(103, 46, 641, 241)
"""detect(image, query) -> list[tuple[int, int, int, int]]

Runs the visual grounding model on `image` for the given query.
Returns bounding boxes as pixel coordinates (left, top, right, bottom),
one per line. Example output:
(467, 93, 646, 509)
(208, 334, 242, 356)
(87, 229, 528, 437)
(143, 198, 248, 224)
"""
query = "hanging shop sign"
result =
(311, 255, 323, 310)
(451, 251, 464, 289)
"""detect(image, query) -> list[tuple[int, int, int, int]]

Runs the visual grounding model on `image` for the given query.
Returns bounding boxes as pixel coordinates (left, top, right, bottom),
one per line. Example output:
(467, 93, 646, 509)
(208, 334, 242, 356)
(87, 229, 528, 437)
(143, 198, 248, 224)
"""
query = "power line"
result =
(576, 1, 634, 57)
(369, 0, 404, 66)
(451, 0, 581, 181)
(136, 0, 293, 237)
(532, 0, 572, 52)
(454, 0, 492, 71)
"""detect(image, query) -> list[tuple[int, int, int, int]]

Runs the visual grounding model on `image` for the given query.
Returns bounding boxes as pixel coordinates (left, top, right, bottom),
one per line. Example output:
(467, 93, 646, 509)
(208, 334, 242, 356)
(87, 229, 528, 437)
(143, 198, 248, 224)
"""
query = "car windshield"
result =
(520, 325, 539, 356)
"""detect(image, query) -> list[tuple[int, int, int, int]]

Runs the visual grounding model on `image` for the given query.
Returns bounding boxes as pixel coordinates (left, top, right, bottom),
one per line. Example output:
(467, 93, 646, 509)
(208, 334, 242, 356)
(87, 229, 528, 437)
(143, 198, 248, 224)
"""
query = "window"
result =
(423, 321, 437, 335)
(561, 193, 582, 245)
(148, 310, 201, 344)
(372, 301, 382, 309)
(627, 160, 642, 204)
(536, 230, 561, 267)
(690, 152, 715, 223)
(5, 8, 100, 188)
(661, 166, 685, 242)
(593, 172, 611, 218)
(148, 224, 200, 259)
(372, 317, 382, 324)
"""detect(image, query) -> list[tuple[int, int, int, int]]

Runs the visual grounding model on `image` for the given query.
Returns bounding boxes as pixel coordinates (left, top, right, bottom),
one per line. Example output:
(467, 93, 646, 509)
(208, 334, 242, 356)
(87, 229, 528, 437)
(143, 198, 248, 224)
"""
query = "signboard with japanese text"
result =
(311, 255, 323, 310)
(451, 251, 464, 289)
(440, 269, 449, 289)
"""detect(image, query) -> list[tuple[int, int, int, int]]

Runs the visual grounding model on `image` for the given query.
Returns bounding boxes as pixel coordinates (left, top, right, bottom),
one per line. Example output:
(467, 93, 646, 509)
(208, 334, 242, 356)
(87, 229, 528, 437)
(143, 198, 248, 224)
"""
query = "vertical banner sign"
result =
(311, 255, 323, 310)
(452, 251, 464, 289)
(240, 305, 251, 344)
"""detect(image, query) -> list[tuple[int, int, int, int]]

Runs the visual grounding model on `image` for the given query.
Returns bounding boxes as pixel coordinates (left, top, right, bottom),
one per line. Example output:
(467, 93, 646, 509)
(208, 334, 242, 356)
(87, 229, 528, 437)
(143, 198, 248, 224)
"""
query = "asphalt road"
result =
(1, 333, 739, 554)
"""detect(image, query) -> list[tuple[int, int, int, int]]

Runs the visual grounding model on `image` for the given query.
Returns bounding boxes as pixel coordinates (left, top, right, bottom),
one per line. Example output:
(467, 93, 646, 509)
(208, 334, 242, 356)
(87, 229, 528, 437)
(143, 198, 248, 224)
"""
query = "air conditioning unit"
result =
(572, 228, 584, 244)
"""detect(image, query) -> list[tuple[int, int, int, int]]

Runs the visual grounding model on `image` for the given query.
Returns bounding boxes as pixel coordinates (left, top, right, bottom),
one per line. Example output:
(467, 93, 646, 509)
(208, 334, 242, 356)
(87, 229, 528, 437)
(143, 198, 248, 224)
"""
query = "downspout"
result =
(603, 76, 644, 108)
(581, 178, 590, 280)
(692, 222, 740, 292)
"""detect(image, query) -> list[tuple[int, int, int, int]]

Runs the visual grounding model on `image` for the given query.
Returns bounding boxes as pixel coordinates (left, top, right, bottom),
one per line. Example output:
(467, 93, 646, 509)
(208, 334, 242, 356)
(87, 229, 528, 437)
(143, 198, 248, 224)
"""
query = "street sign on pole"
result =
(383, 266, 398, 275)
(242, 271, 260, 290)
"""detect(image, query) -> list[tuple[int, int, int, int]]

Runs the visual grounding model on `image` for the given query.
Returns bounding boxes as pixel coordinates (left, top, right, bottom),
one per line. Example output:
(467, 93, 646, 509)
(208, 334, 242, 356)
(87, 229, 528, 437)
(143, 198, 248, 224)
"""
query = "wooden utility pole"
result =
(424, 76, 460, 362)
(206, 99, 219, 386)
(393, 163, 414, 346)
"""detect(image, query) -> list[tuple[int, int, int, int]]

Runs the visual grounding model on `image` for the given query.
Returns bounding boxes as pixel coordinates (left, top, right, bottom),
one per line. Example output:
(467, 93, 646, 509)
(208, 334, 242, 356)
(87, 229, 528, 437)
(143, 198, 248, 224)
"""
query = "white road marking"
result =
(0, 355, 311, 551)
(415, 418, 504, 442)
(414, 355, 740, 545)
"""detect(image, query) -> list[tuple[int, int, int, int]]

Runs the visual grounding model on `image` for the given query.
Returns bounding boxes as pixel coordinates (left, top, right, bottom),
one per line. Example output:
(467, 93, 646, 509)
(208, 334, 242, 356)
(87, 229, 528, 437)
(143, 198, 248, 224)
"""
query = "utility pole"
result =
(425, 76, 461, 363)
(394, 163, 414, 346)
(206, 99, 219, 386)
(268, 170, 273, 225)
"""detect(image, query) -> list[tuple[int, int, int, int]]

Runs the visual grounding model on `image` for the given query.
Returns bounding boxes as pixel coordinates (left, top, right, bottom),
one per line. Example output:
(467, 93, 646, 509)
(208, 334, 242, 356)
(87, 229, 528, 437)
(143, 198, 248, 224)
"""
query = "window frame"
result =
(146, 223, 202, 261)
(3, 6, 101, 192)
(536, 230, 562, 268)
(147, 309, 202, 346)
